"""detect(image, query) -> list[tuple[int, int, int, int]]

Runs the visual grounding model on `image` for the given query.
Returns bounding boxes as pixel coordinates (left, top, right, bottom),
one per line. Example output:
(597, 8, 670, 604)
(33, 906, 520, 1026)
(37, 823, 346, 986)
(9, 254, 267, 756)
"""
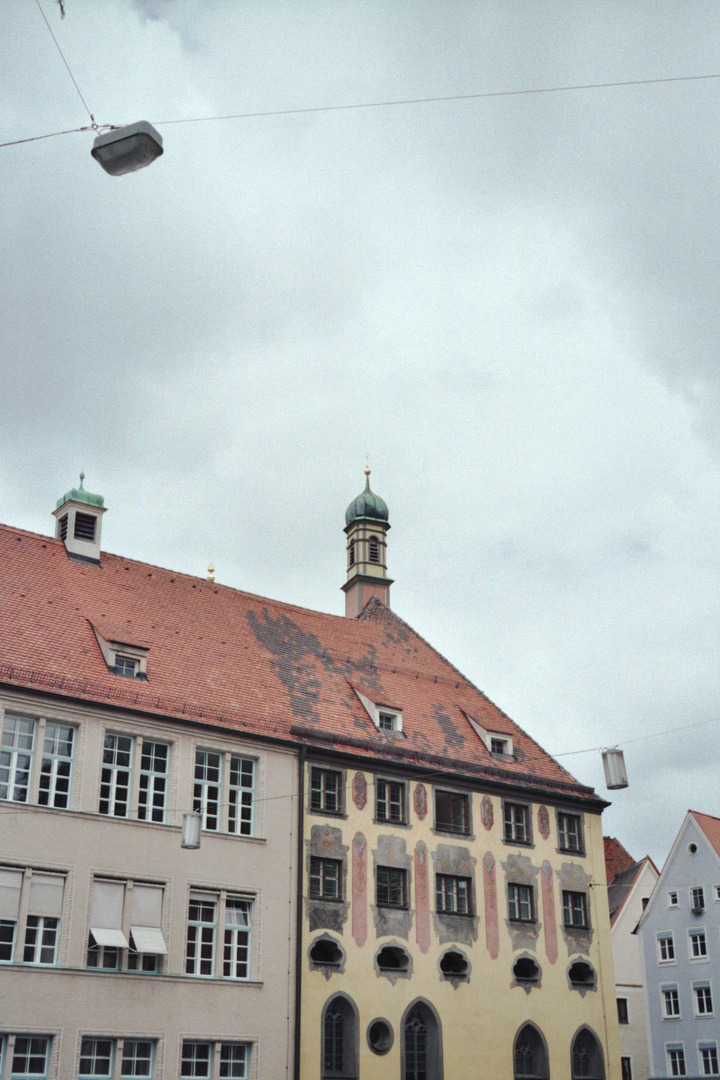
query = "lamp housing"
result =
(92, 121, 163, 176)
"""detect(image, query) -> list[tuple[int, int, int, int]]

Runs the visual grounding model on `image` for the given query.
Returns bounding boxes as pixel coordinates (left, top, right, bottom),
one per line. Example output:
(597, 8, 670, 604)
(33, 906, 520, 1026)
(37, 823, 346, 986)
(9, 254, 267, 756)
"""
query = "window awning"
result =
(130, 925, 167, 955)
(90, 927, 129, 949)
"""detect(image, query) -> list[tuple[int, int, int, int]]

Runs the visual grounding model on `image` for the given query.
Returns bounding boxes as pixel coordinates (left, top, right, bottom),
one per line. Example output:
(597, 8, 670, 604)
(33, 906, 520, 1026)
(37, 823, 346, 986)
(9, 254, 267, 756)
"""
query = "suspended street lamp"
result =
(91, 121, 163, 176)
(601, 747, 629, 790)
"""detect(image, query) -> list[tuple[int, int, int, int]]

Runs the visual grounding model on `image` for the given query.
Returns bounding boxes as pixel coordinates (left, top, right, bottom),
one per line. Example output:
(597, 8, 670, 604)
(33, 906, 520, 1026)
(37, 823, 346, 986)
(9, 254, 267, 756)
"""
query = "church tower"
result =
(342, 468, 393, 617)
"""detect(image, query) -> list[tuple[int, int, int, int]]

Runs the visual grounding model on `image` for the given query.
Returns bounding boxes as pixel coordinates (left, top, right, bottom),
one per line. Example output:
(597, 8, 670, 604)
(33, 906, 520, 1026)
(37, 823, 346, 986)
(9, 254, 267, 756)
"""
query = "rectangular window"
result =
(490, 736, 508, 755)
(37, 722, 74, 809)
(621, 1058, 633, 1080)
(507, 883, 534, 922)
(667, 1046, 686, 1077)
(137, 740, 169, 823)
(692, 887, 706, 911)
(617, 998, 629, 1024)
(11, 1036, 51, 1079)
(695, 984, 714, 1015)
(435, 874, 471, 915)
(309, 857, 341, 901)
(663, 987, 680, 1018)
(435, 789, 470, 835)
(562, 890, 589, 928)
(113, 655, 138, 678)
(223, 898, 252, 980)
(21, 872, 64, 967)
(228, 756, 255, 836)
(79, 1038, 114, 1078)
(557, 812, 582, 852)
(658, 933, 675, 962)
(88, 878, 165, 973)
(181, 1042, 248, 1079)
(376, 779, 405, 823)
(121, 1041, 154, 1077)
(0, 714, 36, 803)
(376, 867, 407, 908)
(186, 895, 217, 977)
(504, 802, 530, 844)
(0, 868, 22, 963)
(700, 1045, 720, 1077)
(715, 885, 720, 902)
(99, 733, 133, 817)
(310, 767, 342, 814)
(668, 890, 679, 907)
(691, 930, 708, 959)
(193, 750, 222, 831)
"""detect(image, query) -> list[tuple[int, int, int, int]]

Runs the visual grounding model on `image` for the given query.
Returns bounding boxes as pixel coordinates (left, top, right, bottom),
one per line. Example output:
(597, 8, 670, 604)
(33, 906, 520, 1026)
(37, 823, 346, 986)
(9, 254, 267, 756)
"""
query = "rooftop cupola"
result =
(342, 467, 393, 617)
(52, 473, 106, 564)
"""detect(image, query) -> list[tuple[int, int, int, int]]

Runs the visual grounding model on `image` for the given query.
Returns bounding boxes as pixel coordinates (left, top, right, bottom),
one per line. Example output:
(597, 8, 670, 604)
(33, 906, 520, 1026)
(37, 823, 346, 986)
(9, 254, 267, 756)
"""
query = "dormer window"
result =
(378, 712, 398, 731)
(352, 686, 403, 734)
(464, 713, 514, 758)
(114, 656, 139, 679)
(490, 737, 510, 756)
(93, 628, 149, 681)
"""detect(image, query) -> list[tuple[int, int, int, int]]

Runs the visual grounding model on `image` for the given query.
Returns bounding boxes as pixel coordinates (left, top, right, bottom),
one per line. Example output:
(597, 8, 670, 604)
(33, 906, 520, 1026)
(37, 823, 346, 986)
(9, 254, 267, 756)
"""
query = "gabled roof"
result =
(607, 856, 658, 926)
(604, 836, 635, 884)
(691, 810, 720, 859)
(0, 522, 603, 804)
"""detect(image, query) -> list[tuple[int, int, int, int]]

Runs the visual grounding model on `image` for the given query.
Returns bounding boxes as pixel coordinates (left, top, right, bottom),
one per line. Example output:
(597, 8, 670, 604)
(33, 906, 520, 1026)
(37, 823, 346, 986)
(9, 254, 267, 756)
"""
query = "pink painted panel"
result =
(352, 832, 368, 948)
(414, 841, 430, 953)
(483, 851, 499, 959)
(541, 860, 558, 964)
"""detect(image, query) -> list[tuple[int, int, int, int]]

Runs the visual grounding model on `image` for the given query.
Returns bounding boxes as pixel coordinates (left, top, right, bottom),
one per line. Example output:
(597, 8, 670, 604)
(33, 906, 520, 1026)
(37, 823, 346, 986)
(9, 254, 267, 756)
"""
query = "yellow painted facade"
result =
(301, 763, 621, 1080)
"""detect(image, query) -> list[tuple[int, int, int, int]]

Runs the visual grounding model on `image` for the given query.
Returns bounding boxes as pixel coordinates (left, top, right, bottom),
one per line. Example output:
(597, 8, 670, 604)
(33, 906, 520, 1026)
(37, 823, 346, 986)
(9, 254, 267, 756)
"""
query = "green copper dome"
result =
(56, 472, 104, 510)
(345, 470, 389, 526)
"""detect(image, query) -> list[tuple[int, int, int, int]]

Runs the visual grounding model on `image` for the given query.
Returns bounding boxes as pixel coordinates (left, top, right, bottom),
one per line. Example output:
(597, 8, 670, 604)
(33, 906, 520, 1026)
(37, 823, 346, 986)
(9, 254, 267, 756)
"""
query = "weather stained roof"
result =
(0, 522, 601, 805)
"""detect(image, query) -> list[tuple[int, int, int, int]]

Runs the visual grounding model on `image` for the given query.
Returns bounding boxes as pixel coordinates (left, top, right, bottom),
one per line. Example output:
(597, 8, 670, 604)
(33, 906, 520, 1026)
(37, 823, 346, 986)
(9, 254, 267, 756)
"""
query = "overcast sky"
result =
(2, 0, 719, 869)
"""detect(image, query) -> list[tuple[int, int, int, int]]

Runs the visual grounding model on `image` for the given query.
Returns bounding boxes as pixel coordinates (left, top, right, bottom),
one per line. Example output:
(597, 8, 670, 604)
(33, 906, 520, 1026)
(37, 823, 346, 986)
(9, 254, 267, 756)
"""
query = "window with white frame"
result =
(557, 812, 583, 853)
(621, 1057, 633, 1080)
(310, 858, 342, 901)
(507, 883, 534, 923)
(10, 1036, 52, 1079)
(690, 929, 708, 959)
(229, 756, 255, 836)
(700, 1044, 720, 1077)
(562, 891, 589, 929)
(376, 867, 407, 908)
(137, 740, 169, 823)
(193, 750, 222, 830)
(694, 983, 714, 1016)
(79, 1039, 154, 1078)
(186, 892, 253, 980)
(99, 733, 133, 817)
(0, 868, 64, 968)
(87, 878, 167, 974)
(658, 933, 675, 962)
(714, 885, 720, 903)
(662, 986, 680, 1018)
(37, 722, 74, 809)
(691, 886, 706, 911)
(376, 778, 406, 823)
(667, 1045, 686, 1078)
(181, 1041, 249, 1078)
(0, 714, 36, 803)
(436, 874, 472, 915)
(504, 802, 531, 844)
(310, 767, 342, 814)
(668, 890, 678, 907)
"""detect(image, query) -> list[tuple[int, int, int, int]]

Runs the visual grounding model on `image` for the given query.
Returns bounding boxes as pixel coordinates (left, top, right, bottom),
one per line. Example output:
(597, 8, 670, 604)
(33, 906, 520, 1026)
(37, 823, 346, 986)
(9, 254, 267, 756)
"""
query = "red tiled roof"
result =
(691, 810, 720, 859)
(0, 523, 601, 803)
(604, 836, 635, 884)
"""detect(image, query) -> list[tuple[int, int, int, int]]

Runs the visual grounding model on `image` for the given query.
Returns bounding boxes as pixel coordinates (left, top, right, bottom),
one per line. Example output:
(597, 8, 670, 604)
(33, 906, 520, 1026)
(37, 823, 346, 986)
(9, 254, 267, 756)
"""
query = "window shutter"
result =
(130, 885, 162, 927)
(90, 879, 124, 928)
(28, 873, 65, 917)
(0, 869, 23, 919)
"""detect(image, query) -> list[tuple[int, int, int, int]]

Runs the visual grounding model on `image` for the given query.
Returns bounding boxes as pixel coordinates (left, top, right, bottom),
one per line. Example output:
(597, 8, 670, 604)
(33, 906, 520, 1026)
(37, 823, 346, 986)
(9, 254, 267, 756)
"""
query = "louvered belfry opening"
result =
(74, 513, 97, 542)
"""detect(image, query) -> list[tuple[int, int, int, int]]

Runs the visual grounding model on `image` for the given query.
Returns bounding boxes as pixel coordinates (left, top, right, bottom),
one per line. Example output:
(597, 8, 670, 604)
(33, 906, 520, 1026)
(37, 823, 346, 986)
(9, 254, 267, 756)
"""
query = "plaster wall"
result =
(301, 762, 621, 1080)
(612, 860, 659, 1080)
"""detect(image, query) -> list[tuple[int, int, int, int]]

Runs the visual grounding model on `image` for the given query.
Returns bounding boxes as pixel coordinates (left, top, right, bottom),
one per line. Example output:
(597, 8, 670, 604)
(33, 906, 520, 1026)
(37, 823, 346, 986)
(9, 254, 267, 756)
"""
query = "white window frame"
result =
(507, 883, 534, 923)
(691, 886, 706, 912)
(557, 812, 583, 853)
(185, 891, 254, 980)
(0, 868, 65, 971)
(658, 932, 676, 964)
(228, 756, 255, 837)
(694, 982, 714, 1017)
(666, 1044, 687, 1078)
(9, 1035, 52, 1079)
(309, 857, 342, 901)
(504, 801, 531, 844)
(699, 1042, 720, 1078)
(465, 713, 514, 757)
(22, 915, 60, 966)
(223, 898, 252, 980)
(180, 1041, 249, 1079)
(99, 733, 134, 818)
(310, 766, 342, 814)
(193, 749, 222, 831)
(436, 874, 472, 915)
(562, 890, 589, 929)
(78, 1037, 114, 1079)
(376, 778, 406, 823)
(0, 714, 36, 804)
(690, 928, 709, 962)
(662, 985, 681, 1019)
(37, 721, 75, 810)
(87, 877, 166, 974)
(354, 689, 403, 733)
(668, 890, 679, 908)
(137, 740, 170, 824)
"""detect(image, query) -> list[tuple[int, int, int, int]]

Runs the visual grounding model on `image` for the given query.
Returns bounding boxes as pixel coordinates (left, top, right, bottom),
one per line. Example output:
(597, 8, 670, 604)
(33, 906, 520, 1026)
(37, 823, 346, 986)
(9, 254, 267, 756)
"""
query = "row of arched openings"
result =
(321, 996, 605, 1080)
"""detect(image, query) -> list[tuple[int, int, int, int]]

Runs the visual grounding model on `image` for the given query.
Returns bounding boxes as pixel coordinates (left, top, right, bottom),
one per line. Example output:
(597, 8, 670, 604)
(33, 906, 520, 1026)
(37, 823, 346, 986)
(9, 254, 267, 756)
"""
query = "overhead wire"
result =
(2, 71, 720, 152)
(33, 0, 95, 125)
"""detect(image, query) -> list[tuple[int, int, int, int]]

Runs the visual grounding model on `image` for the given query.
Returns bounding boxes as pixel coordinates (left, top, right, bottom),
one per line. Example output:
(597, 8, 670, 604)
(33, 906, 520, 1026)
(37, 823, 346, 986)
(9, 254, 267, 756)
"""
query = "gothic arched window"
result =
(322, 995, 358, 1080)
(402, 1000, 443, 1080)
(514, 1023, 549, 1079)
(571, 1028, 605, 1079)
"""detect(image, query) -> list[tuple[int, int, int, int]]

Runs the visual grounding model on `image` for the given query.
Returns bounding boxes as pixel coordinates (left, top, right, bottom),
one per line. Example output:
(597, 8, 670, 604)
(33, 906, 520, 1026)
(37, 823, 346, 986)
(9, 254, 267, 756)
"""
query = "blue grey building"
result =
(638, 811, 720, 1079)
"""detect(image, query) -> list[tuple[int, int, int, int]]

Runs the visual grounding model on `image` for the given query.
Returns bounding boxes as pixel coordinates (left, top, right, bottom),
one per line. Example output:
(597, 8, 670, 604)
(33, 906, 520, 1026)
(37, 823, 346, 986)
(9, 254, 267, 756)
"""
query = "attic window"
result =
(93, 628, 149, 681)
(114, 656, 139, 679)
(490, 737, 510, 756)
(378, 712, 400, 732)
(465, 714, 513, 758)
(74, 512, 97, 542)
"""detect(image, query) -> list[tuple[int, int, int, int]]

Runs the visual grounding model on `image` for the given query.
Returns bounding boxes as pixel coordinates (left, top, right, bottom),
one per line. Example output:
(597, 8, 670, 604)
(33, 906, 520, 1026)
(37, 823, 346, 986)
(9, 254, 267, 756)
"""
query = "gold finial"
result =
(207, 549, 215, 583)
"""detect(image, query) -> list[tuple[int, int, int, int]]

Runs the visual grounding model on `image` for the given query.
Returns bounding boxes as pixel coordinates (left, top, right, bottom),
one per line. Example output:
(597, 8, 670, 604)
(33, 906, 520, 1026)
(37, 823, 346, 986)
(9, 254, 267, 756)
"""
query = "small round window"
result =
(689, 842, 698, 854)
(367, 1019, 393, 1055)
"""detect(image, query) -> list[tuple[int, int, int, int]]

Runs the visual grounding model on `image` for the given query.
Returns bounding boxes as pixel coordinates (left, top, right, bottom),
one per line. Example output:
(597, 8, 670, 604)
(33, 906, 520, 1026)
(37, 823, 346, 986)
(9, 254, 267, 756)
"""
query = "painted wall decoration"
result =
(414, 783, 428, 820)
(541, 860, 558, 964)
(481, 795, 494, 830)
(352, 771, 367, 811)
(537, 805, 550, 840)
(483, 851, 500, 959)
(352, 832, 368, 948)
(414, 841, 431, 953)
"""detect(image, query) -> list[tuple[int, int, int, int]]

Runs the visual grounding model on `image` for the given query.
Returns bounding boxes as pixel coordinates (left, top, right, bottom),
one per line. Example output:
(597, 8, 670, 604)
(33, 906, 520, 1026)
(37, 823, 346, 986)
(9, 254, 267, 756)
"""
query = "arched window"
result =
(402, 999, 443, 1080)
(348, 540, 355, 568)
(368, 536, 380, 563)
(514, 1023, 549, 1079)
(322, 994, 358, 1080)
(571, 1027, 605, 1079)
